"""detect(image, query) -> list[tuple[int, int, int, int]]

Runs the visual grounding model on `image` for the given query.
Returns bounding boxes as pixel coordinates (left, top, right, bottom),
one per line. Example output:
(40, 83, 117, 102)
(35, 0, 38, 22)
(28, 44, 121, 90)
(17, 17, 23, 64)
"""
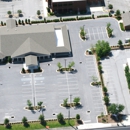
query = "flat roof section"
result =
(55, 29, 64, 47)
(52, 0, 85, 3)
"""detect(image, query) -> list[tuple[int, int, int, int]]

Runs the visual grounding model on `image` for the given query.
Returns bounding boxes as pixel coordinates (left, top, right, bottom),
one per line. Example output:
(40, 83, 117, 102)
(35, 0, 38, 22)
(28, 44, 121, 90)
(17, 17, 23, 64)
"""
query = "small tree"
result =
(108, 103, 125, 115)
(57, 62, 62, 70)
(92, 76, 98, 83)
(18, 19, 21, 25)
(118, 40, 123, 47)
(37, 101, 43, 107)
(98, 65, 102, 72)
(103, 86, 108, 94)
(68, 61, 75, 70)
(1, 21, 3, 26)
(27, 100, 32, 109)
(37, 10, 41, 15)
(7, 11, 12, 15)
(25, 19, 28, 24)
(116, 10, 121, 16)
(22, 116, 28, 126)
(95, 40, 111, 58)
(22, 68, 25, 73)
(57, 113, 64, 123)
(63, 98, 68, 107)
(73, 97, 80, 106)
(17, 10, 22, 14)
(4, 118, 9, 127)
(108, 4, 113, 9)
(76, 114, 80, 120)
(103, 96, 109, 105)
(92, 14, 94, 19)
(39, 115, 45, 124)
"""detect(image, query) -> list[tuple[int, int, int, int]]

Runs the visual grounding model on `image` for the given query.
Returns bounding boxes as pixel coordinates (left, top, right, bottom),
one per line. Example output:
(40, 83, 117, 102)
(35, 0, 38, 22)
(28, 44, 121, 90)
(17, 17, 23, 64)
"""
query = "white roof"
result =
(52, 0, 85, 2)
(90, 7, 103, 13)
(55, 29, 64, 47)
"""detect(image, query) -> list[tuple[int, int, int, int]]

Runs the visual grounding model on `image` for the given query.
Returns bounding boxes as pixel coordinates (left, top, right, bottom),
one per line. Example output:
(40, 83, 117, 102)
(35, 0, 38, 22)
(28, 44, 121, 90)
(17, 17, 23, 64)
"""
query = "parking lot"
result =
(0, 0, 43, 19)
(102, 49, 130, 114)
(85, 26, 108, 41)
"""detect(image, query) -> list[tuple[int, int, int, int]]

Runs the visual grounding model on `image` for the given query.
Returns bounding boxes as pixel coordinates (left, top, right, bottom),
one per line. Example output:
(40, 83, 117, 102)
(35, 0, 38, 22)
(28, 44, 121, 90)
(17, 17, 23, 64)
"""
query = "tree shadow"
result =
(69, 124, 78, 130)
(74, 104, 83, 110)
(41, 121, 47, 126)
(19, 14, 23, 17)
(24, 122, 30, 128)
(31, 110, 36, 114)
(59, 120, 66, 125)
(6, 124, 12, 129)
(38, 16, 43, 19)
(60, 71, 65, 74)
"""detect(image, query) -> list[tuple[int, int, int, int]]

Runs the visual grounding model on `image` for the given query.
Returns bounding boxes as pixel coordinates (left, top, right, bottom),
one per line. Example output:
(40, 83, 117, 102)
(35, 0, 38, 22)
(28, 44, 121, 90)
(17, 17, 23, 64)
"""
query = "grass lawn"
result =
(0, 119, 75, 130)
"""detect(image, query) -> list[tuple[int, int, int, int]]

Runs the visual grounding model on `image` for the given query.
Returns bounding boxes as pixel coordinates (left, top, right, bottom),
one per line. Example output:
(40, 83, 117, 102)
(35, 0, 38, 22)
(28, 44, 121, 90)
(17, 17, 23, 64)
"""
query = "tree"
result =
(18, 19, 21, 25)
(7, 56, 12, 63)
(92, 76, 98, 83)
(118, 40, 123, 47)
(25, 19, 28, 24)
(28, 19, 30, 24)
(103, 96, 109, 105)
(63, 98, 68, 107)
(103, 86, 108, 94)
(107, 22, 111, 29)
(57, 62, 62, 70)
(22, 68, 25, 73)
(37, 10, 41, 15)
(4, 118, 9, 127)
(68, 61, 75, 70)
(17, 10, 22, 14)
(37, 101, 43, 107)
(108, 103, 125, 115)
(73, 97, 80, 106)
(27, 100, 32, 109)
(1, 21, 3, 26)
(39, 115, 45, 123)
(57, 113, 64, 123)
(76, 114, 80, 120)
(116, 10, 121, 16)
(80, 26, 86, 39)
(108, 4, 113, 9)
(7, 11, 12, 15)
(22, 116, 28, 126)
(98, 65, 102, 72)
(95, 40, 111, 58)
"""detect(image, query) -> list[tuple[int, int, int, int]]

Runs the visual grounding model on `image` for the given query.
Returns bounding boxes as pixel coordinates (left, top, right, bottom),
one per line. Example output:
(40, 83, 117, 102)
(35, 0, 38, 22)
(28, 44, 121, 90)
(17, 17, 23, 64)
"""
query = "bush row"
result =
(125, 65, 130, 89)
(97, 15, 109, 18)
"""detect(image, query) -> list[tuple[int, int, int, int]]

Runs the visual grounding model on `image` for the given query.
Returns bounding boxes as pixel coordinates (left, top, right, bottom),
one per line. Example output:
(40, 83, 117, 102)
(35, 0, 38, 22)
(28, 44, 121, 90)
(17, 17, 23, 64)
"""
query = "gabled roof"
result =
(122, 12, 130, 27)
(0, 20, 71, 59)
(11, 38, 50, 58)
(25, 55, 38, 66)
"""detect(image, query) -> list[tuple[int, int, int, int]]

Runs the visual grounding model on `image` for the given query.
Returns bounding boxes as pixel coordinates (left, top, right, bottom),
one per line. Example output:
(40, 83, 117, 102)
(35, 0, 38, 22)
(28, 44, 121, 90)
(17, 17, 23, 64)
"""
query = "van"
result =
(125, 38, 130, 43)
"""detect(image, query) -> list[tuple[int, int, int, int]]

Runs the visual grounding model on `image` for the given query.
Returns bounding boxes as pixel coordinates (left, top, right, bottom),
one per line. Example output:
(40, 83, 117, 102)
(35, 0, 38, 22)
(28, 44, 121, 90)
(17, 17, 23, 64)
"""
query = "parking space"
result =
(102, 49, 130, 114)
(85, 26, 108, 41)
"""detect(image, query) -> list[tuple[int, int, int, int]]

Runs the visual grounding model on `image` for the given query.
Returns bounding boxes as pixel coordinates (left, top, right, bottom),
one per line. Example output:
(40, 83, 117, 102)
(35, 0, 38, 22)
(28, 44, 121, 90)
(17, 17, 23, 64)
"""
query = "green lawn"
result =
(0, 119, 75, 130)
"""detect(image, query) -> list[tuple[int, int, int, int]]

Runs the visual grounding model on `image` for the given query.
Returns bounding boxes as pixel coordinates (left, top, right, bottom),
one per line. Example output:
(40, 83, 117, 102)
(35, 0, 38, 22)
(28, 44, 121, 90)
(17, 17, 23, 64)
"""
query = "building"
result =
(122, 12, 130, 30)
(0, 19, 71, 67)
(48, 0, 104, 14)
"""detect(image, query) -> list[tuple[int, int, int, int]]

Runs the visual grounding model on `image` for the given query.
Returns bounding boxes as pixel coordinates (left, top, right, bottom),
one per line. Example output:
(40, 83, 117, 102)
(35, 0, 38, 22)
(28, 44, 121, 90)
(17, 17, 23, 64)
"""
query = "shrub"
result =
(76, 114, 80, 120)
(92, 14, 94, 19)
(115, 10, 121, 16)
(22, 68, 25, 73)
(63, 98, 68, 107)
(28, 19, 30, 24)
(17, 10, 22, 14)
(37, 101, 43, 107)
(103, 96, 110, 105)
(37, 10, 41, 15)
(39, 115, 45, 123)
(57, 113, 64, 123)
(27, 100, 32, 109)
(25, 19, 28, 24)
(108, 4, 113, 9)
(73, 97, 80, 106)
(7, 11, 12, 15)
(63, 18, 76, 21)
(4, 118, 9, 127)
(1, 21, 3, 26)
(22, 117, 28, 126)
(98, 65, 102, 72)
(97, 15, 109, 18)
(18, 19, 21, 25)
(53, 19, 60, 22)
(78, 17, 92, 20)
(120, 23, 125, 31)
(103, 86, 108, 93)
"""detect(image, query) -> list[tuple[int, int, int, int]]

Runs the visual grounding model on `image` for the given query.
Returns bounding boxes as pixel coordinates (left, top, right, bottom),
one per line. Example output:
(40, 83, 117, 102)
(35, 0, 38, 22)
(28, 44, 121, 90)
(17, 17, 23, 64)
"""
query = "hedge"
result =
(125, 65, 130, 89)
(63, 18, 76, 21)
(97, 15, 109, 18)
(31, 20, 44, 24)
(120, 22, 125, 31)
(78, 17, 92, 20)
(52, 19, 60, 22)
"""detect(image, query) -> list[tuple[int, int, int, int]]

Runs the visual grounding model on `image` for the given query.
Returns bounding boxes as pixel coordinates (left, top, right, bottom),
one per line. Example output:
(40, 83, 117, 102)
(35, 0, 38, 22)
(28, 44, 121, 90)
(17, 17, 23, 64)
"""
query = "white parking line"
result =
(22, 84, 31, 86)
(92, 28, 96, 40)
(96, 27, 100, 39)
(101, 26, 105, 38)
(86, 28, 91, 40)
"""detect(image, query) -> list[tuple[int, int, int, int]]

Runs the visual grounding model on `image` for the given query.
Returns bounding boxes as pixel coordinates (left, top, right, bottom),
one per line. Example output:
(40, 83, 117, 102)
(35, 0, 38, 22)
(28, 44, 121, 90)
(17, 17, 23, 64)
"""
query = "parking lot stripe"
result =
(22, 84, 31, 86)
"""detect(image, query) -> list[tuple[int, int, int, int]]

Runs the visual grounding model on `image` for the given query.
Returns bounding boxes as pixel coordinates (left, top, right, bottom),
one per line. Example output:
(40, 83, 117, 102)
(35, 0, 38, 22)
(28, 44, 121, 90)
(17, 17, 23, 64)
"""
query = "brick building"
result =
(48, 0, 104, 14)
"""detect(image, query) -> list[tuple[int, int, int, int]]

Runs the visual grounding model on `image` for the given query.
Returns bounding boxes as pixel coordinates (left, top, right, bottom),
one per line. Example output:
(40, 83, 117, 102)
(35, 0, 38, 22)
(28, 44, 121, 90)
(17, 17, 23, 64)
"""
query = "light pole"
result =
(64, 59, 66, 70)
(12, 5, 14, 15)
(68, 94, 72, 124)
